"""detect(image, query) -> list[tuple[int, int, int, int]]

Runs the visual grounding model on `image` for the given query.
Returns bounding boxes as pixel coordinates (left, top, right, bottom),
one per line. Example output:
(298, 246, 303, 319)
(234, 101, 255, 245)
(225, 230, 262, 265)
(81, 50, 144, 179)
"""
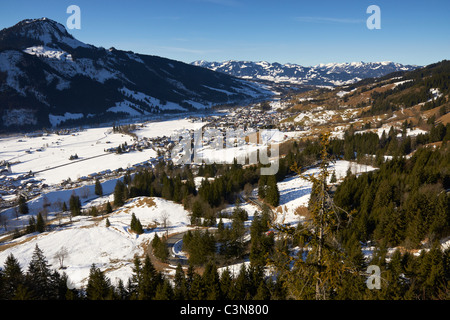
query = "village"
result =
(0, 101, 298, 214)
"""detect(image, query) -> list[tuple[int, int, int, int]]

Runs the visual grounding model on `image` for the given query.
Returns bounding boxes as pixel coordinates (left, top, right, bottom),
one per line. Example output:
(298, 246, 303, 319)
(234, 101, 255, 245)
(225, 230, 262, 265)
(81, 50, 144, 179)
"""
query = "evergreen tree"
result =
(330, 170, 337, 183)
(173, 264, 187, 300)
(86, 264, 113, 300)
(69, 193, 82, 216)
(265, 175, 280, 207)
(106, 201, 113, 214)
(26, 216, 36, 234)
(130, 213, 144, 234)
(95, 179, 103, 196)
(36, 212, 46, 233)
(114, 180, 126, 207)
(282, 132, 351, 300)
(254, 279, 271, 300)
(152, 234, 169, 262)
(18, 195, 29, 215)
(138, 255, 160, 300)
(202, 262, 221, 300)
(189, 273, 205, 300)
(26, 245, 54, 299)
(219, 267, 233, 300)
(231, 264, 249, 300)
(154, 278, 174, 300)
(2, 253, 25, 299)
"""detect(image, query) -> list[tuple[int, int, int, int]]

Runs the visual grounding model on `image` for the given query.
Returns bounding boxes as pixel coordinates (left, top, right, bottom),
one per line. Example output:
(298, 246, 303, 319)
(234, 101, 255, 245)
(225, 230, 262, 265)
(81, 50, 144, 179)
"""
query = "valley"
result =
(0, 60, 449, 295)
(0, 13, 448, 302)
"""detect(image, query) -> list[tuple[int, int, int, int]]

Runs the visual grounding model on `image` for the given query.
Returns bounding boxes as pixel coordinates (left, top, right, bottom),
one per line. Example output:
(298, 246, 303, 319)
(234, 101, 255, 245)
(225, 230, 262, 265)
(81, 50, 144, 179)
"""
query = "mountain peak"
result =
(0, 17, 88, 49)
(192, 60, 420, 86)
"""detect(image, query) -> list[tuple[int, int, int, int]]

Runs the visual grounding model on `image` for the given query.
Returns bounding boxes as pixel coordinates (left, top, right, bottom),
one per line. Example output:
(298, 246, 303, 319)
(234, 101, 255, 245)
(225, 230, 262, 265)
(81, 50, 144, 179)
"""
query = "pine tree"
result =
(130, 213, 144, 234)
(330, 170, 337, 183)
(26, 245, 54, 299)
(2, 253, 25, 299)
(173, 263, 187, 300)
(152, 234, 169, 262)
(89, 206, 99, 217)
(154, 278, 174, 300)
(95, 179, 103, 196)
(138, 255, 160, 299)
(26, 216, 36, 234)
(86, 264, 112, 300)
(18, 195, 29, 215)
(283, 132, 351, 300)
(254, 279, 271, 300)
(69, 193, 81, 216)
(36, 212, 46, 233)
(202, 262, 221, 300)
(265, 175, 280, 207)
(231, 264, 249, 300)
(219, 267, 233, 300)
(106, 201, 113, 214)
(189, 273, 205, 300)
(114, 180, 126, 207)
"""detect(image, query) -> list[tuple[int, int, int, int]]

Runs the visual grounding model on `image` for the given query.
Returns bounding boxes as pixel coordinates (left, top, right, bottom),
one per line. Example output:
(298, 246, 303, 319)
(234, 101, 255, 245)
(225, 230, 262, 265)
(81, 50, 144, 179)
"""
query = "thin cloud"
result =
(295, 16, 365, 24)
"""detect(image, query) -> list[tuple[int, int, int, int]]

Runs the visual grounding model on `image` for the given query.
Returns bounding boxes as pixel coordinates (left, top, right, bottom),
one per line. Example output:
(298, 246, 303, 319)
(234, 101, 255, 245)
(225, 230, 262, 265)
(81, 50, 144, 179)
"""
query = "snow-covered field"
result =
(0, 127, 154, 185)
(0, 196, 191, 289)
(134, 118, 207, 140)
(0, 118, 209, 186)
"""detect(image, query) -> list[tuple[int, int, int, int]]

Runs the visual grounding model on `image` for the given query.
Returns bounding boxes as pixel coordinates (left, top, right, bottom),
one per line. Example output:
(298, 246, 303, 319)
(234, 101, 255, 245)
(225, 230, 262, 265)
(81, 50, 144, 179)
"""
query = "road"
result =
(165, 231, 189, 266)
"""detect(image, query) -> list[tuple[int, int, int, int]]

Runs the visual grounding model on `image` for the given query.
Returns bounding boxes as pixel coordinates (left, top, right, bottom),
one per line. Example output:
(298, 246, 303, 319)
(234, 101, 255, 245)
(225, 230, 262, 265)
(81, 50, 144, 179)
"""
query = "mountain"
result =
(0, 18, 271, 131)
(284, 59, 449, 130)
(191, 60, 419, 87)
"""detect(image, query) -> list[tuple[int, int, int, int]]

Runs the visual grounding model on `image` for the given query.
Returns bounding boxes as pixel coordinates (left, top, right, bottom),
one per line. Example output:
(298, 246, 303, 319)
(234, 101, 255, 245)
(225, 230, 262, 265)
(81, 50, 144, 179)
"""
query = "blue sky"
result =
(1, 0, 449, 66)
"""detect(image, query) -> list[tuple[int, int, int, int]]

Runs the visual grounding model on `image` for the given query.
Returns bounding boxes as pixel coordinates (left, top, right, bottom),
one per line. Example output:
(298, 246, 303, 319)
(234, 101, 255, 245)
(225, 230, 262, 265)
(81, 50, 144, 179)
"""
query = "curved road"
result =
(165, 231, 189, 266)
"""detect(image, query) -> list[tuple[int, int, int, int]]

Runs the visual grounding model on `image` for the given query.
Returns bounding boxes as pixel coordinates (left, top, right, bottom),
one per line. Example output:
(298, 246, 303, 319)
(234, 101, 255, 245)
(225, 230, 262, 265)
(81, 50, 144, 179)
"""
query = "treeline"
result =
(112, 159, 261, 227)
(258, 175, 280, 207)
(0, 245, 286, 300)
(182, 204, 274, 267)
(271, 132, 450, 300)
(277, 239, 450, 300)
(361, 60, 450, 116)
(334, 144, 450, 248)
(280, 121, 450, 170)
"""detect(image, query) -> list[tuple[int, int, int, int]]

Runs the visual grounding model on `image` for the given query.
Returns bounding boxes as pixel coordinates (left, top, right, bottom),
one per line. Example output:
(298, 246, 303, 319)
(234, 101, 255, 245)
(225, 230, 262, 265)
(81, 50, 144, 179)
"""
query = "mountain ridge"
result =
(0, 18, 271, 131)
(192, 60, 420, 87)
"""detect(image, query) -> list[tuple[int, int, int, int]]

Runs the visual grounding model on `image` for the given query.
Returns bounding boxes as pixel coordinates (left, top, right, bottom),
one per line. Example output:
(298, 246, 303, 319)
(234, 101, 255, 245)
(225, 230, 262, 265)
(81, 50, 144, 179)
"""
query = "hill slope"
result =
(0, 18, 271, 131)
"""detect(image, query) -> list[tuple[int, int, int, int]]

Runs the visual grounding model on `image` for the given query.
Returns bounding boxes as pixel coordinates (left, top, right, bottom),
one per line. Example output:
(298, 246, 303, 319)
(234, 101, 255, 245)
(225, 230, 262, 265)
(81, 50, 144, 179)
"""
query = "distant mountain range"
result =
(191, 60, 420, 87)
(0, 18, 271, 131)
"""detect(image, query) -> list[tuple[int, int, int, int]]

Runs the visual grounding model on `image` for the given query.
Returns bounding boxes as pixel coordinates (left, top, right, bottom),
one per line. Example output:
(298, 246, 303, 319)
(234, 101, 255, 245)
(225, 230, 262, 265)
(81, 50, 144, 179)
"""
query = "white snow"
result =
(23, 46, 73, 61)
(49, 112, 84, 127)
(134, 118, 207, 140)
(0, 127, 156, 185)
(274, 160, 377, 225)
(0, 197, 191, 289)
(107, 101, 143, 116)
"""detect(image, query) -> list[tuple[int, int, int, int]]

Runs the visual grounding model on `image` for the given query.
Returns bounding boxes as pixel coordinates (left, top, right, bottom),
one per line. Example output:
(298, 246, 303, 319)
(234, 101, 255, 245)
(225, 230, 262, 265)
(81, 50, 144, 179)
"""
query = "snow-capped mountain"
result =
(0, 18, 271, 131)
(191, 60, 419, 86)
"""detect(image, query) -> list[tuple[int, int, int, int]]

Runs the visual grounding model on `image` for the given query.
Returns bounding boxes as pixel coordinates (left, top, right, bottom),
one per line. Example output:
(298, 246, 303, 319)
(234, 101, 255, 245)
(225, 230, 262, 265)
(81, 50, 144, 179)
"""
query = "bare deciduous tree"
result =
(54, 246, 69, 269)
(160, 211, 170, 238)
